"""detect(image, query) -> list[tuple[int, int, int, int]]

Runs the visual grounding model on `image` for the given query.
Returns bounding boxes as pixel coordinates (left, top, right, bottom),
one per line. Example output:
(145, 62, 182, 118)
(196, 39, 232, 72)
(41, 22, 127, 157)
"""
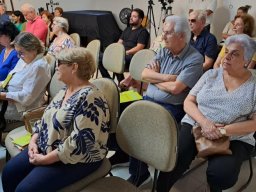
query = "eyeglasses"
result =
(162, 30, 176, 36)
(188, 19, 197, 23)
(56, 59, 73, 67)
(17, 51, 25, 58)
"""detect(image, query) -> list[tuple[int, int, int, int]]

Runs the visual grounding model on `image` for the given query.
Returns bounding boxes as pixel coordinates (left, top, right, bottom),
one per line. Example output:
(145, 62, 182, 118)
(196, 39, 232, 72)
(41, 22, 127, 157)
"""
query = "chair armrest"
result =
(22, 106, 47, 133)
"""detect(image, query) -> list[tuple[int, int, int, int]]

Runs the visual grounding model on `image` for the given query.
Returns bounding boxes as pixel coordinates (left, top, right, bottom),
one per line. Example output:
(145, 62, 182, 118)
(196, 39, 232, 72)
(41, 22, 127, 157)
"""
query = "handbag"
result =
(192, 126, 232, 158)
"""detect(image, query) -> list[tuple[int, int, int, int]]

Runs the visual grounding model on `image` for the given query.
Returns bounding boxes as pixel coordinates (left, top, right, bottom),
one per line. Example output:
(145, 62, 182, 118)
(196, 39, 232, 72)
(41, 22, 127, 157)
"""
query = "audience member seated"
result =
(41, 10, 54, 44)
(2, 47, 110, 192)
(110, 15, 204, 171)
(154, 34, 256, 192)
(21, 3, 48, 44)
(11, 10, 26, 32)
(0, 22, 19, 81)
(47, 17, 74, 56)
(222, 5, 251, 40)
(98, 8, 149, 83)
(0, 32, 50, 130)
(120, 10, 218, 91)
(0, 3, 10, 24)
(188, 0, 217, 32)
(189, 10, 218, 71)
(54, 6, 64, 17)
(120, 19, 166, 92)
(214, 14, 255, 69)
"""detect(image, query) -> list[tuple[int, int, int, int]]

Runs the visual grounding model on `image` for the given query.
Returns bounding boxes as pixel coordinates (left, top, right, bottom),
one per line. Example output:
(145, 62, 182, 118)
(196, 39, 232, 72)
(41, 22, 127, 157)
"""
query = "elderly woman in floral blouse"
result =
(2, 47, 110, 192)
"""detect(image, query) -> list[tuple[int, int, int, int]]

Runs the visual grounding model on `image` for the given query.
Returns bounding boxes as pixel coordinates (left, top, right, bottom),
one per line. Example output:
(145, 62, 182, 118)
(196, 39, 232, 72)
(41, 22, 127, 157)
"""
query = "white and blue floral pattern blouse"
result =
(34, 86, 110, 164)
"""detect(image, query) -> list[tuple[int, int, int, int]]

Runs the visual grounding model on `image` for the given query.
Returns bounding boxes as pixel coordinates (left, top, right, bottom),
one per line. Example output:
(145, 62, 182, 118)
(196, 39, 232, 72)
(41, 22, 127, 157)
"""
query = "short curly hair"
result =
(56, 47, 96, 80)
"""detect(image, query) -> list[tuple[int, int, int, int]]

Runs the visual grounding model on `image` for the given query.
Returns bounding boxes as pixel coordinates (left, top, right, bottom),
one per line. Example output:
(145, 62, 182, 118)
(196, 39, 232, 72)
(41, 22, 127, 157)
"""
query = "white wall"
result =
(9, 0, 255, 42)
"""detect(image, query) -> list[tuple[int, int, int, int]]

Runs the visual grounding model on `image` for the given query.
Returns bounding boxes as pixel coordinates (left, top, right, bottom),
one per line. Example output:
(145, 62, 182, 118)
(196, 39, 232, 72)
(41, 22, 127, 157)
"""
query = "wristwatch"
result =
(218, 127, 227, 136)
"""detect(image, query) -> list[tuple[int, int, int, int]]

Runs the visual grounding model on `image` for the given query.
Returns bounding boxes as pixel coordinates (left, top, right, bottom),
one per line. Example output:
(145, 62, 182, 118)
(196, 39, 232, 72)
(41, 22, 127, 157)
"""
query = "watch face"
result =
(220, 128, 226, 135)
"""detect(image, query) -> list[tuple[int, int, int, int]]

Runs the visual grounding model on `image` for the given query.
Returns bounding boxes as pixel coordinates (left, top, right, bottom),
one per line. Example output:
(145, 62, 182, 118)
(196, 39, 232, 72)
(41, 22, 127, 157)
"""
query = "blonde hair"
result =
(56, 47, 96, 80)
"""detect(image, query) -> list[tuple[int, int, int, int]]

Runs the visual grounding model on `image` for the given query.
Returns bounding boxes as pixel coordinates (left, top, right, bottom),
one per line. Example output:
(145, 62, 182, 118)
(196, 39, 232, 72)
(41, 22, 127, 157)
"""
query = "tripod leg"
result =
(150, 8, 157, 37)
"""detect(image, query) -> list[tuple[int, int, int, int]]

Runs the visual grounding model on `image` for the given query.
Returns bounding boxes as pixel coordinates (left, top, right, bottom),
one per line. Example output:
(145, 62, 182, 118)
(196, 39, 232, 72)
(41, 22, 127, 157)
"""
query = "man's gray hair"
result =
(225, 34, 256, 62)
(165, 15, 191, 43)
(192, 10, 206, 24)
(21, 3, 35, 12)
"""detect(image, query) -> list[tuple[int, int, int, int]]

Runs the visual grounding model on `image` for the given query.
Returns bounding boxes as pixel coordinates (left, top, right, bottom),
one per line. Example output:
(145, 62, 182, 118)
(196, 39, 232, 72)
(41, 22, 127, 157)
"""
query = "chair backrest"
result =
(49, 72, 66, 100)
(116, 100, 178, 172)
(45, 54, 56, 76)
(102, 43, 125, 74)
(91, 78, 119, 133)
(70, 33, 81, 47)
(129, 49, 156, 81)
(87, 40, 101, 67)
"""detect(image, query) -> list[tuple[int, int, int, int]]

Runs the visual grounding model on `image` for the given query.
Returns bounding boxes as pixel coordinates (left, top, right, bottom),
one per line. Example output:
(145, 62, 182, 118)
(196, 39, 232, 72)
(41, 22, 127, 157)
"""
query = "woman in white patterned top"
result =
(2, 47, 110, 192)
(47, 17, 74, 56)
(156, 34, 256, 192)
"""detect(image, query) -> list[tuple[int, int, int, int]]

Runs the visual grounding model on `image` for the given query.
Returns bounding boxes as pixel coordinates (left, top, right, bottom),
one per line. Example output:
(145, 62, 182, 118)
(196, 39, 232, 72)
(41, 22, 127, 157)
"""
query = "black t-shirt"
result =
(120, 26, 149, 52)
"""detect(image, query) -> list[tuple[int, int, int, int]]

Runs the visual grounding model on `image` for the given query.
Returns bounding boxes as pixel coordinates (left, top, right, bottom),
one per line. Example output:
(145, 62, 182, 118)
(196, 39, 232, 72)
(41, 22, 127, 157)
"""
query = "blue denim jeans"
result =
(129, 96, 185, 179)
(2, 148, 102, 192)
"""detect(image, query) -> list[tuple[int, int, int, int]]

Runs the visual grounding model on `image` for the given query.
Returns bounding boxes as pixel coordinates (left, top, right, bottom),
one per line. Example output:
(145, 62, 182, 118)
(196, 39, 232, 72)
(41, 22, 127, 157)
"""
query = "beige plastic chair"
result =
(82, 100, 178, 192)
(129, 49, 156, 82)
(86, 40, 101, 78)
(45, 54, 56, 76)
(70, 33, 81, 47)
(128, 49, 156, 94)
(102, 43, 125, 81)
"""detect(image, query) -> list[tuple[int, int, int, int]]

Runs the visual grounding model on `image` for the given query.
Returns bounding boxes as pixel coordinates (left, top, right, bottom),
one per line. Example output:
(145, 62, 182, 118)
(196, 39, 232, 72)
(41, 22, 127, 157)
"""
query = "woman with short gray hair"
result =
(156, 34, 256, 192)
(47, 17, 74, 56)
(2, 47, 110, 192)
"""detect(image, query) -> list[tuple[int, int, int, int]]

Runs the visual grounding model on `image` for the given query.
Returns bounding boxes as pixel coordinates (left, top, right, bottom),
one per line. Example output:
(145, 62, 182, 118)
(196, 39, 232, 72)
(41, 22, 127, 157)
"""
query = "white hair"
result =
(165, 15, 191, 43)
(225, 34, 256, 62)
(21, 3, 35, 13)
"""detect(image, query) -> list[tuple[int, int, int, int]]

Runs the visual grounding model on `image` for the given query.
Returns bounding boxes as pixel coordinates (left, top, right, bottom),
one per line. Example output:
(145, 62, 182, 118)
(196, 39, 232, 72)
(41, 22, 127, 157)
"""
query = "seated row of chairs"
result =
(4, 38, 256, 191)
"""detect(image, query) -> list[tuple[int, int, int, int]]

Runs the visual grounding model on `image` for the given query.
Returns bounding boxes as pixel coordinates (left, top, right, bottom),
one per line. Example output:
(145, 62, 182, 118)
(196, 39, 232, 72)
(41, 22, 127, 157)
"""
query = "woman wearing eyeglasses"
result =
(0, 32, 50, 129)
(157, 34, 256, 192)
(2, 47, 110, 192)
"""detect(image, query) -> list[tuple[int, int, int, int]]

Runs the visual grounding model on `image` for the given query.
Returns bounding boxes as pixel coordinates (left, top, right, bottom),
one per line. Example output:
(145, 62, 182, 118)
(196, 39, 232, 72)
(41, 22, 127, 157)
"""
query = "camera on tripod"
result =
(148, 0, 154, 5)
(158, 0, 167, 9)
(167, 0, 174, 3)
